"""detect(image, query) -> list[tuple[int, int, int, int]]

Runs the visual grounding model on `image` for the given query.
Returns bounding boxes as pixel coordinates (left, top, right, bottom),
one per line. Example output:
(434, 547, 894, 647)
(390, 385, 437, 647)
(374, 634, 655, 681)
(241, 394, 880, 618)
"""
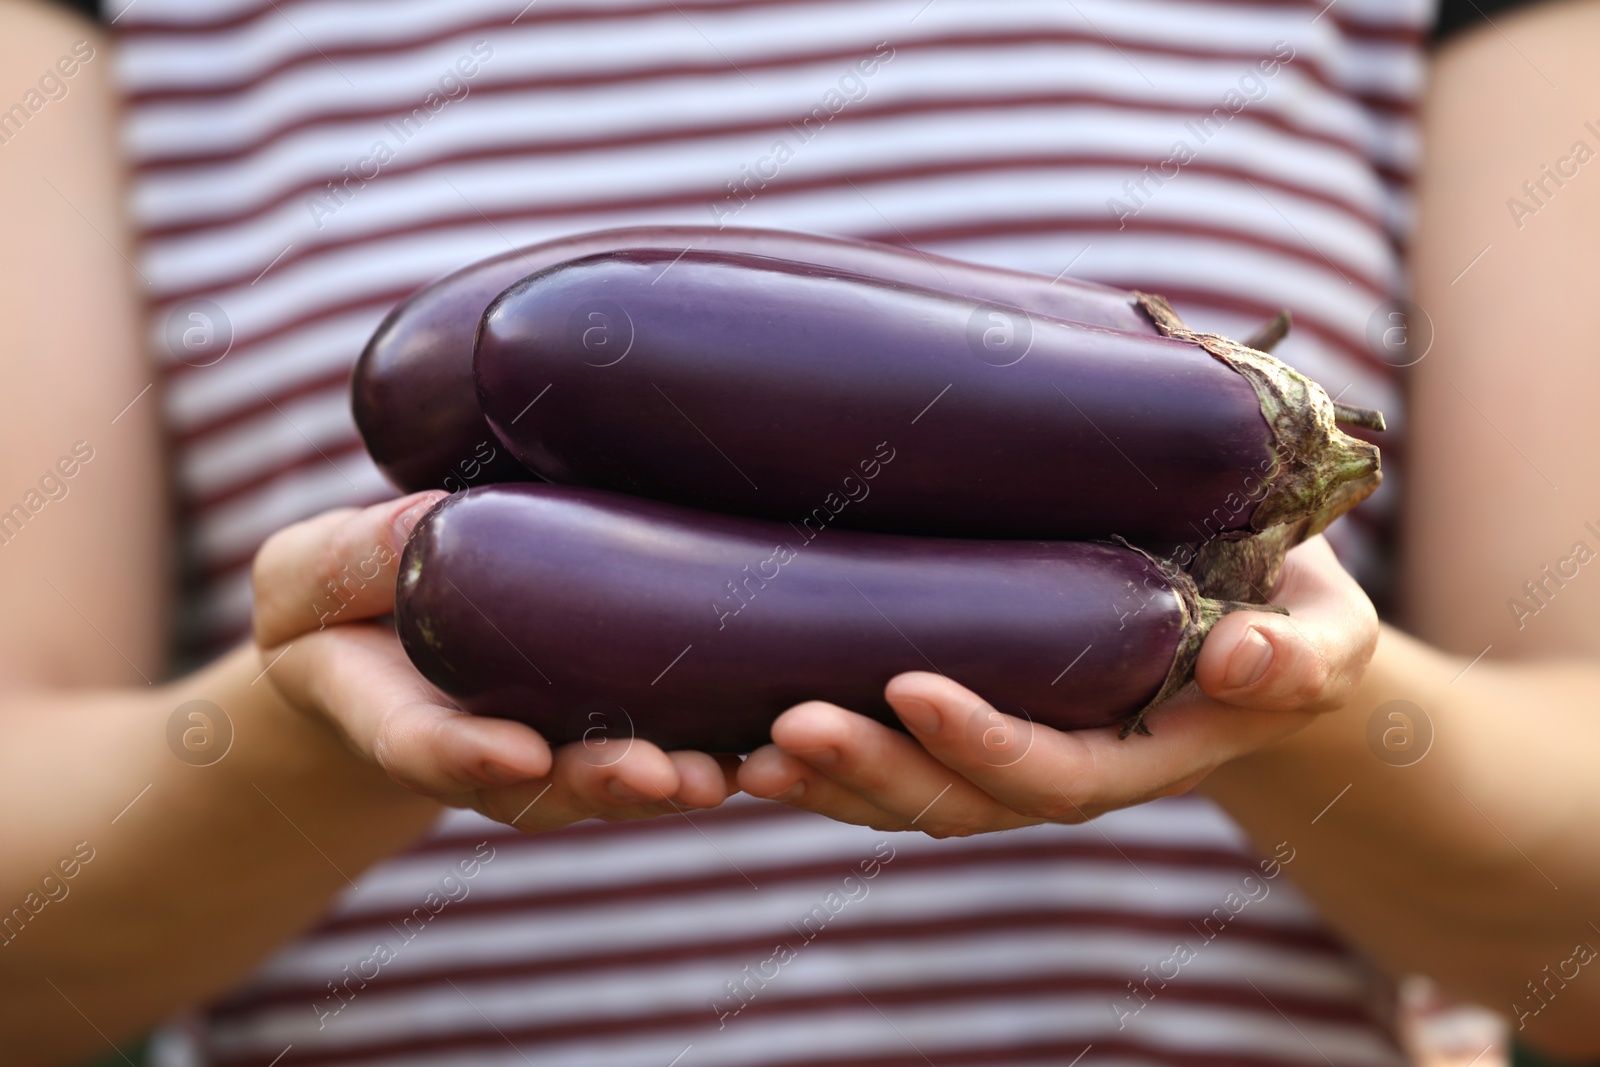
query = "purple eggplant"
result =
(476, 250, 1378, 545)
(397, 484, 1260, 749)
(353, 226, 1199, 494)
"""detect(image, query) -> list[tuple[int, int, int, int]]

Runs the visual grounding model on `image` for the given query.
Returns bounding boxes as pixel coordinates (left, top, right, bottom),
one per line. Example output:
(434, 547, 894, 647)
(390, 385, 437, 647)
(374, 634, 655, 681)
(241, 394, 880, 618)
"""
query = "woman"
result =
(2, 0, 1596, 1064)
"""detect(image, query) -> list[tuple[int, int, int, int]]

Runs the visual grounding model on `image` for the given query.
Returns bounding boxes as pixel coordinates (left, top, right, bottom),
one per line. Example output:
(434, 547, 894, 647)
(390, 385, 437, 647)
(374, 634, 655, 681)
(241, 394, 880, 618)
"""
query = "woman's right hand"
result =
(251, 492, 736, 831)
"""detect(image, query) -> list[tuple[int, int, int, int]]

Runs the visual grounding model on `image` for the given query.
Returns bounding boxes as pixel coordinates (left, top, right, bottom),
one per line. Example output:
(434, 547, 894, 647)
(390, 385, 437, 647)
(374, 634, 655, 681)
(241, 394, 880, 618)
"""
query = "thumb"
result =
(1192, 536, 1378, 713)
(253, 490, 446, 647)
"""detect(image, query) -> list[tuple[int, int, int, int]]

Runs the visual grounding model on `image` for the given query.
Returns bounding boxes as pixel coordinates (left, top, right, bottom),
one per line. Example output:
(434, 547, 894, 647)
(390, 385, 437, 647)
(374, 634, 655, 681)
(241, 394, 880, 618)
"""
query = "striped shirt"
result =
(112, 1, 1427, 1063)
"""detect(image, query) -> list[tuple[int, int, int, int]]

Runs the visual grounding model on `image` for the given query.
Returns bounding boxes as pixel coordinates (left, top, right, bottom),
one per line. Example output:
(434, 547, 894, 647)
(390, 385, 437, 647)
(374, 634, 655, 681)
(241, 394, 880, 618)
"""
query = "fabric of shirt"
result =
(1433, 0, 1549, 42)
(107, 2, 1438, 1065)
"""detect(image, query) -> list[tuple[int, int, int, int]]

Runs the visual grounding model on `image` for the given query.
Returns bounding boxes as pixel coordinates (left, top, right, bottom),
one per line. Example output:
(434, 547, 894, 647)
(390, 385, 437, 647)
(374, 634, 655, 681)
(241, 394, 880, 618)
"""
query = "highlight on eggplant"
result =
(353, 226, 1181, 494)
(395, 484, 1274, 752)
(476, 248, 1378, 545)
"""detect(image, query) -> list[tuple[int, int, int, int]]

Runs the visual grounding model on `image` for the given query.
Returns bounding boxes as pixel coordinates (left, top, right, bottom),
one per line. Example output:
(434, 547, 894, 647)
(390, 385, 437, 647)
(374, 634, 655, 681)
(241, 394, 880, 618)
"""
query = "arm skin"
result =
(1213, 3, 1600, 1055)
(744, 2, 1600, 1057)
(0, 6, 733, 1064)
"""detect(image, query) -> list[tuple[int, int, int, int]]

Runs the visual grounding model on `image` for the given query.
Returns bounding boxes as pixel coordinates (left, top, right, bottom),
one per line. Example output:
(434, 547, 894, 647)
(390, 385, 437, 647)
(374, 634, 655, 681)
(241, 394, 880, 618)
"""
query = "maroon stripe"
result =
(142, 106, 1387, 246)
(162, 286, 415, 389)
(154, 165, 1390, 391)
(171, 365, 355, 454)
(150, 184, 1387, 339)
(308, 837, 1294, 942)
(182, 433, 369, 515)
(119, 0, 1427, 107)
(1047, 274, 1398, 381)
(220, 1035, 1384, 1067)
(122, 0, 855, 103)
(116, 0, 1419, 44)
(867, 225, 1395, 376)
(126, 33, 1408, 175)
(120, 17, 1418, 138)
(212, 900, 1351, 1018)
(206, 971, 1382, 1067)
(120, 0, 835, 41)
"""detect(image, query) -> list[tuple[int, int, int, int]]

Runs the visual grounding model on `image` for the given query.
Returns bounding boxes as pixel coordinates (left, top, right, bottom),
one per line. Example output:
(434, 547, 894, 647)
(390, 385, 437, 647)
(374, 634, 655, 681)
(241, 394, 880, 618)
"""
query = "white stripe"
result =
(214, 991, 1406, 1067)
(179, 386, 359, 499)
(248, 851, 1332, 991)
(323, 797, 1257, 916)
(192, 457, 389, 564)
(214, 930, 1381, 1053)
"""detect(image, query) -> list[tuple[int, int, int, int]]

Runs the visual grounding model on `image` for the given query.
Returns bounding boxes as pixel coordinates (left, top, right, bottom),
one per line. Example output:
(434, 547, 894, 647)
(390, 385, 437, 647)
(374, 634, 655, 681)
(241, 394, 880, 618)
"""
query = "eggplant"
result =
(397, 484, 1264, 749)
(476, 250, 1378, 545)
(353, 226, 1241, 494)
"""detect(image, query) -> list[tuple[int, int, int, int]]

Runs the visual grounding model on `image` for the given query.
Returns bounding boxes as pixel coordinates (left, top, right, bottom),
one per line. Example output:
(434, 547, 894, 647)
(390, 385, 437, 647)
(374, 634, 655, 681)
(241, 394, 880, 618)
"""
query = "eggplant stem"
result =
(1333, 403, 1388, 432)
(1243, 310, 1292, 353)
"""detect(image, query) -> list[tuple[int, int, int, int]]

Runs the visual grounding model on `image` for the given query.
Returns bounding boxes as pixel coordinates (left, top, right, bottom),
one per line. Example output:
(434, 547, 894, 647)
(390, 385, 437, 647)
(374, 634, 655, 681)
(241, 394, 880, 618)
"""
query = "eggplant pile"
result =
(353, 226, 1382, 748)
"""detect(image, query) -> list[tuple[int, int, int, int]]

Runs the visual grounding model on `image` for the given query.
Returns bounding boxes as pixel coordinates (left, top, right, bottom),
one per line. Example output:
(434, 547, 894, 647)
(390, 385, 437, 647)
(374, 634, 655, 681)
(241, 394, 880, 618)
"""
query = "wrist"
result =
(176, 644, 441, 829)
(1198, 623, 1433, 802)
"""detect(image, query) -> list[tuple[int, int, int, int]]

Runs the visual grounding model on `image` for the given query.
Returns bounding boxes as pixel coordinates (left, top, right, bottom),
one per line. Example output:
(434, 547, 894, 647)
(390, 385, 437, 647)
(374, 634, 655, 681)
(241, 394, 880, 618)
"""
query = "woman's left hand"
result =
(738, 535, 1377, 836)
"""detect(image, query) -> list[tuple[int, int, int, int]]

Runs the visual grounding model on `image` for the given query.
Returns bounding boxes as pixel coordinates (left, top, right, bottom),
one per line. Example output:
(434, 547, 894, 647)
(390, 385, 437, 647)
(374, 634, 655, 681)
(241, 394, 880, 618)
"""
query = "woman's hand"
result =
(739, 535, 1377, 836)
(252, 493, 735, 831)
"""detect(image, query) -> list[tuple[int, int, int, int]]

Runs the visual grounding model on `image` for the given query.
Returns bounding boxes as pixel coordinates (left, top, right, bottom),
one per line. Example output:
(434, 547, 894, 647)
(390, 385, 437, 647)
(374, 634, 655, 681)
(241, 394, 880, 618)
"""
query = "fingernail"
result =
(607, 779, 650, 803)
(895, 697, 940, 733)
(1224, 627, 1274, 689)
(775, 782, 806, 803)
(391, 493, 445, 549)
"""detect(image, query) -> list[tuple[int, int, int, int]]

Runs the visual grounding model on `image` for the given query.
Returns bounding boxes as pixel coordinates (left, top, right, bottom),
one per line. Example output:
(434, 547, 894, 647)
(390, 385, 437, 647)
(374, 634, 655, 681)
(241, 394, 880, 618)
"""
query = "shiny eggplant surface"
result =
(396, 484, 1239, 751)
(477, 250, 1376, 543)
(353, 226, 1158, 493)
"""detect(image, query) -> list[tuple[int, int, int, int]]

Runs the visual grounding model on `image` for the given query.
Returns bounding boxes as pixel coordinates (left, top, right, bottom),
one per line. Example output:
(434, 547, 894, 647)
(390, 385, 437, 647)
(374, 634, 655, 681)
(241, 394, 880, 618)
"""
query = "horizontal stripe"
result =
(213, 906, 1356, 1018)
(205, 984, 1404, 1067)
(116, 5, 1421, 126)
(308, 840, 1315, 941)
(150, 202, 1392, 378)
(121, 32, 1413, 173)
(137, 109, 1392, 246)
(241, 856, 1334, 993)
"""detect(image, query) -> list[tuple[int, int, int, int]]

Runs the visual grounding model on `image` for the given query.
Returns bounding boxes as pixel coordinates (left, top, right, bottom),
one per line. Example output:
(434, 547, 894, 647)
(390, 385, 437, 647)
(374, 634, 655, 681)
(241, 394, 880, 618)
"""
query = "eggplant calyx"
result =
(1133, 291, 1381, 535)
(1108, 539, 1287, 739)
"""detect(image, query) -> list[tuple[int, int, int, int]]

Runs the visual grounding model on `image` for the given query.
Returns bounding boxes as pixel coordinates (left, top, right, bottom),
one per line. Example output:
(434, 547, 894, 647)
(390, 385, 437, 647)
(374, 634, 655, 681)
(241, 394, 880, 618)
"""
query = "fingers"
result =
(268, 622, 554, 794)
(885, 671, 1299, 820)
(253, 491, 446, 647)
(749, 671, 1315, 836)
(741, 743, 919, 832)
(1194, 536, 1379, 713)
(265, 624, 734, 829)
(742, 699, 1038, 837)
(473, 739, 733, 833)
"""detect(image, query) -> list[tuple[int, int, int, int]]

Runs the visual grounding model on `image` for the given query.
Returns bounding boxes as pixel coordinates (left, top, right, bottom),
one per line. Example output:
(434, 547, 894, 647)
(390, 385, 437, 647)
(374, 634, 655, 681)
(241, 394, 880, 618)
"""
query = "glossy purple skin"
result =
(477, 250, 1273, 542)
(352, 226, 1152, 493)
(397, 485, 1188, 752)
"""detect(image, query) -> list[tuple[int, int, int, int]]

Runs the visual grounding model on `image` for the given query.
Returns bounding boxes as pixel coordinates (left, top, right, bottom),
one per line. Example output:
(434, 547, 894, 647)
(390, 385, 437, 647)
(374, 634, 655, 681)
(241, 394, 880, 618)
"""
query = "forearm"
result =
(1202, 624, 1600, 1056)
(0, 644, 441, 1066)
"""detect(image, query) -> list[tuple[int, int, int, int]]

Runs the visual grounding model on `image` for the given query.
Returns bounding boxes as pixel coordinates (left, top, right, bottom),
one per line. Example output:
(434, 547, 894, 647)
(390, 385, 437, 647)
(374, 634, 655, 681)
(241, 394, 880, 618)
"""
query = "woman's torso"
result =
(115, 1, 1423, 1063)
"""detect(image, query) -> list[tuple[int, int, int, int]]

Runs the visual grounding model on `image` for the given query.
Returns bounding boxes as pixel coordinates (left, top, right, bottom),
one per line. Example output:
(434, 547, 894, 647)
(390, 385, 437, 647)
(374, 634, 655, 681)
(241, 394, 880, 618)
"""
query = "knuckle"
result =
(1282, 646, 1333, 707)
(370, 709, 428, 787)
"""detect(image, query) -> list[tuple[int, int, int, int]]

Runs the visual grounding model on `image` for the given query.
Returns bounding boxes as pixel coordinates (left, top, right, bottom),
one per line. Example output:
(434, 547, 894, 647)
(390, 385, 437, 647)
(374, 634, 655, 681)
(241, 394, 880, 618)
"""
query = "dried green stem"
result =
(1134, 291, 1382, 534)
(1242, 309, 1292, 353)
